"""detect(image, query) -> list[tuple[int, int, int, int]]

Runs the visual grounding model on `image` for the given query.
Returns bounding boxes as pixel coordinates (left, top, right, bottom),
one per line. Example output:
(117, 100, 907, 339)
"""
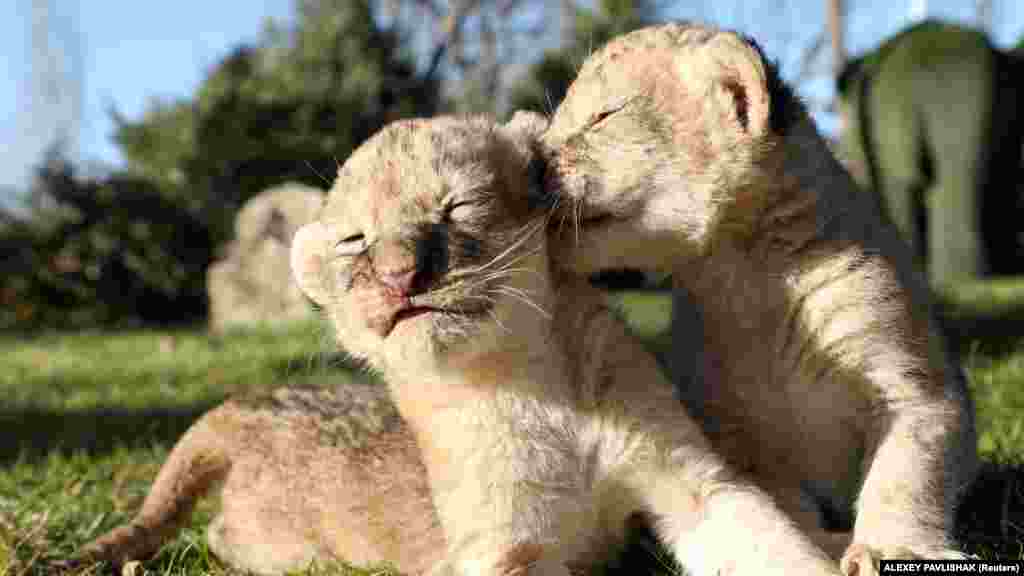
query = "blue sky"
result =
(664, 0, 1024, 132)
(2, 0, 292, 198)
(3, 0, 1022, 205)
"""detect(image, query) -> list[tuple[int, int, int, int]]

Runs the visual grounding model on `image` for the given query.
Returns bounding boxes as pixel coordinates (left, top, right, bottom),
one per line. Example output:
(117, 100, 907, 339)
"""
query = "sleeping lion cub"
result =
(289, 115, 842, 575)
(541, 22, 977, 575)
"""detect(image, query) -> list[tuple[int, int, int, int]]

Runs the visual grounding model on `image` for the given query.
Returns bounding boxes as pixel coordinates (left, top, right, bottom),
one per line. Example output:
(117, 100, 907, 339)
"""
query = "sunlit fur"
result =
(292, 115, 843, 576)
(542, 22, 977, 576)
(291, 116, 558, 374)
(78, 385, 444, 576)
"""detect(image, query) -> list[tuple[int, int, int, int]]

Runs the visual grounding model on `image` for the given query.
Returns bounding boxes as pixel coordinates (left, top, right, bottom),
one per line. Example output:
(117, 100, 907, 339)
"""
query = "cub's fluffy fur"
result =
(542, 22, 977, 576)
(79, 385, 443, 575)
(290, 115, 842, 576)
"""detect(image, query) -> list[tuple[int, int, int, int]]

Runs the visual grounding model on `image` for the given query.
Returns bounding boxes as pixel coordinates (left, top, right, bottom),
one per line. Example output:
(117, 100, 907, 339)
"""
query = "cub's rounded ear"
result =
(290, 222, 330, 306)
(502, 110, 556, 212)
(504, 110, 550, 139)
(695, 32, 774, 138)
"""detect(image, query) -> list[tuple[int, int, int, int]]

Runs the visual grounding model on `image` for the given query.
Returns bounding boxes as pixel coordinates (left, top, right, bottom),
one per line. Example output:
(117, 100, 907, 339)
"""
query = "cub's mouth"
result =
(392, 306, 438, 325)
(386, 303, 440, 335)
(384, 296, 493, 337)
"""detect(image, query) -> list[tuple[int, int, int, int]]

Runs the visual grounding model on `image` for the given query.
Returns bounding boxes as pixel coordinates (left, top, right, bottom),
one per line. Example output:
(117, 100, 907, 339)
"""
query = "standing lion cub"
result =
(290, 114, 842, 575)
(541, 22, 977, 576)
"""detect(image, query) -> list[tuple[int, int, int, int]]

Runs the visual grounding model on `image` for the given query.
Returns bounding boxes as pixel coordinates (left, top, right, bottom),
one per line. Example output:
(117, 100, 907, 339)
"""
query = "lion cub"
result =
(290, 114, 841, 576)
(541, 22, 977, 575)
(78, 384, 443, 575)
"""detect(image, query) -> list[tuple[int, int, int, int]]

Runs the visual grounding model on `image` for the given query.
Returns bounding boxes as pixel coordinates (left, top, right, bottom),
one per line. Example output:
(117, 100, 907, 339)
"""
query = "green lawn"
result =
(2, 284, 1023, 575)
(0, 322, 374, 576)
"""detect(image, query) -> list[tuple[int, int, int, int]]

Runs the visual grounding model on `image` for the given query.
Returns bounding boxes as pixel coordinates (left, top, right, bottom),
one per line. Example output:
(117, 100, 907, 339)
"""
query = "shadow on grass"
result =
(0, 403, 219, 464)
(957, 460, 1024, 558)
(939, 307, 1024, 357)
(0, 351, 369, 465)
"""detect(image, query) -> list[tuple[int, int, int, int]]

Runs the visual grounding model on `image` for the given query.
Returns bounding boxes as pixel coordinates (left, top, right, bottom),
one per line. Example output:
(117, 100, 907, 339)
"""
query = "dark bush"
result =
(0, 154, 213, 330)
(1, 0, 442, 330)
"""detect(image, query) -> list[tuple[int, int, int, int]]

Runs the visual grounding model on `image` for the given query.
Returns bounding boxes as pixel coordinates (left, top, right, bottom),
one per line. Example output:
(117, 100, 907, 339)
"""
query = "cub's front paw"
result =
(840, 542, 965, 576)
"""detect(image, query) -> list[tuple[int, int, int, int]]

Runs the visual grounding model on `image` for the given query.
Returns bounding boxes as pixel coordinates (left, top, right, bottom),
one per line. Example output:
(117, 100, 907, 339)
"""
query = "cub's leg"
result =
(78, 411, 231, 566)
(597, 314, 843, 576)
(206, 515, 321, 576)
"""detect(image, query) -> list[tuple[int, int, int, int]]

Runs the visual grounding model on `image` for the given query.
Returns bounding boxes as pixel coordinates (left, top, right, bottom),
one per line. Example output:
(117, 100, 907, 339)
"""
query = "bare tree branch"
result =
(480, 5, 498, 101)
(392, 0, 482, 85)
(388, 0, 556, 114)
(827, 0, 846, 77)
(422, 37, 451, 81)
(448, 0, 484, 68)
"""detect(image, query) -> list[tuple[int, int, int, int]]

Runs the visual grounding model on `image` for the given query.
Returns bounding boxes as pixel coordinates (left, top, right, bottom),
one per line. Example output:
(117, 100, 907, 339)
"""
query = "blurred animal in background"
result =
(206, 182, 323, 331)
(836, 20, 1024, 288)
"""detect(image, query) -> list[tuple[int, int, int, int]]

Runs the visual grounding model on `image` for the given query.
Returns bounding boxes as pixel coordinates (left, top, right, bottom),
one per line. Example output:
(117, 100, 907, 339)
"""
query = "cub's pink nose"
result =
(378, 267, 417, 295)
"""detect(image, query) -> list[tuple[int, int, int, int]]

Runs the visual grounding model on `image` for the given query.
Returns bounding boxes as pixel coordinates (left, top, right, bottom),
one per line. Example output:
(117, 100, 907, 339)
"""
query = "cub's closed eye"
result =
(335, 233, 366, 255)
(591, 110, 616, 126)
(588, 99, 630, 128)
(446, 200, 476, 221)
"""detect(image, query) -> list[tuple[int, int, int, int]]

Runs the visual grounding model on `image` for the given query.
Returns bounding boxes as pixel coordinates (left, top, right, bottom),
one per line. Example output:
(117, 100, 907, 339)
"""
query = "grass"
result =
(0, 321, 375, 576)
(2, 282, 1024, 575)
